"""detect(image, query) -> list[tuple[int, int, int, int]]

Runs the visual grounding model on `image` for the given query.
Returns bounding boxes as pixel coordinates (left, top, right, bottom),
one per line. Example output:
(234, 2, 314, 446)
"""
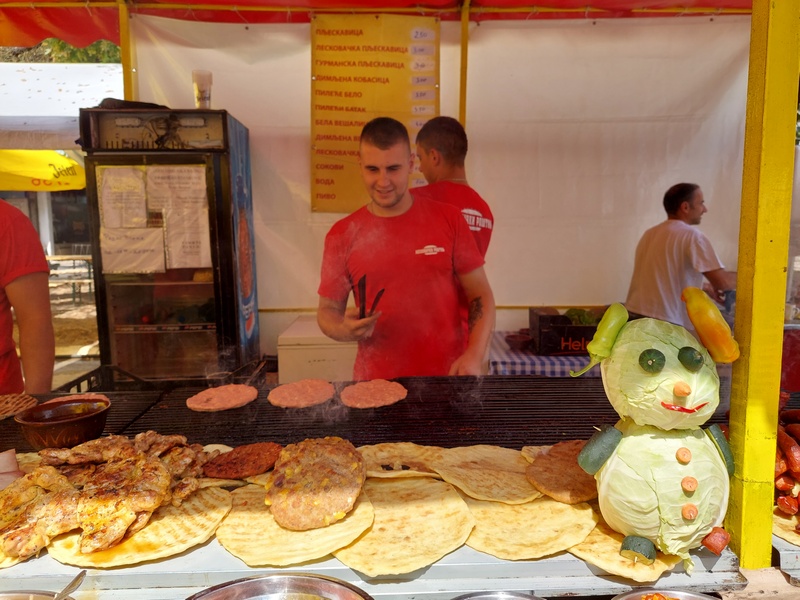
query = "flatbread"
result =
(0, 393, 37, 420)
(461, 492, 598, 560)
(340, 379, 408, 409)
(520, 445, 548, 463)
(333, 477, 474, 576)
(186, 384, 258, 412)
(217, 484, 374, 566)
(358, 442, 444, 478)
(15, 452, 42, 473)
(773, 506, 800, 545)
(525, 439, 597, 504)
(47, 487, 232, 567)
(431, 445, 542, 504)
(267, 379, 335, 408)
(568, 518, 682, 583)
(43, 393, 110, 405)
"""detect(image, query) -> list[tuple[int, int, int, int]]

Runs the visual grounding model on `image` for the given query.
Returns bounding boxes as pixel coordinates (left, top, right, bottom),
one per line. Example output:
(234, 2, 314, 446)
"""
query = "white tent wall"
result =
(130, 14, 750, 355)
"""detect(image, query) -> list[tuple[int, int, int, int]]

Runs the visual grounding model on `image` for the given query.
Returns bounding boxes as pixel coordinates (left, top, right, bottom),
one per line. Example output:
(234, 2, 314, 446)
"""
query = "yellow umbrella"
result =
(0, 150, 86, 191)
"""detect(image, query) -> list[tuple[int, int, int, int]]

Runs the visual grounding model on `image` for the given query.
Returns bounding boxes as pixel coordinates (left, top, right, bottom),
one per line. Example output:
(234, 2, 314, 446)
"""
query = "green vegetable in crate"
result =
(564, 307, 601, 326)
(572, 292, 739, 574)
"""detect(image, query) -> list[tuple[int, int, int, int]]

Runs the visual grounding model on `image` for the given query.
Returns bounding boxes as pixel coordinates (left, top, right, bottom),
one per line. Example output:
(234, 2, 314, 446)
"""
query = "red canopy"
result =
(0, 0, 752, 48)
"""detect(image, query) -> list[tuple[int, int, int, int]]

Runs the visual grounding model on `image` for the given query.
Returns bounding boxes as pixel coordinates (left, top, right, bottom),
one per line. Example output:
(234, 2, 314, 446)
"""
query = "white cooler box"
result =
(277, 315, 357, 383)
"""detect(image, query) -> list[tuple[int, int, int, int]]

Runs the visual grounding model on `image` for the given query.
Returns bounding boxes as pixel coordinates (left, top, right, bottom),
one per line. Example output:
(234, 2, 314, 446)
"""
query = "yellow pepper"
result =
(681, 286, 740, 363)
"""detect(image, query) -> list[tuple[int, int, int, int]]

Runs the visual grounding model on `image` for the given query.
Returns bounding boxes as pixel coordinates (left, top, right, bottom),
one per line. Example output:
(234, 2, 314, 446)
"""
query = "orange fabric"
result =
(0, 1, 751, 48)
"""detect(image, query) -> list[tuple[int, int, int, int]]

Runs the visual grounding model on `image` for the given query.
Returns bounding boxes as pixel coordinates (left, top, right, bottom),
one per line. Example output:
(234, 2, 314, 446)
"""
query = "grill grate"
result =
(120, 376, 730, 449)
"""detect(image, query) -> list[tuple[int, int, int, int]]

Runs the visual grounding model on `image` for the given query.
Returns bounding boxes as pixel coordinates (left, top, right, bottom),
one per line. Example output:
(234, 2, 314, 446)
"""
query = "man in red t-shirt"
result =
(0, 200, 54, 394)
(414, 116, 493, 257)
(415, 116, 494, 341)
(317, 117, 495, 380)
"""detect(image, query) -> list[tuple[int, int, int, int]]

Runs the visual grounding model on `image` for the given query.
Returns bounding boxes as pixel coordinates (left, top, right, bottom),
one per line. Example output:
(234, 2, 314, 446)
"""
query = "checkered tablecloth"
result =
(488, 331, 601, 377)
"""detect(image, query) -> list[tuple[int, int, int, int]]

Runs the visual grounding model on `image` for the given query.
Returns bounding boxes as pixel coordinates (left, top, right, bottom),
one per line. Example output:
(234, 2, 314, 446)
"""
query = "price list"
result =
(311, 13, 440, 213)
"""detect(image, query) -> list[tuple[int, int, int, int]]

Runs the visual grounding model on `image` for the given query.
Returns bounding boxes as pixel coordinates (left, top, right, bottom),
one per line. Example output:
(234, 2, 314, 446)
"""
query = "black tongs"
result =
(355, 274, 385, 319)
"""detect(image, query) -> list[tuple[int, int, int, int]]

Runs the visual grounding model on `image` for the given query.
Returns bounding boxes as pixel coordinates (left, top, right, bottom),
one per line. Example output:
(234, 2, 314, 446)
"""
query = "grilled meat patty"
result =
(265, 436, 365, 531)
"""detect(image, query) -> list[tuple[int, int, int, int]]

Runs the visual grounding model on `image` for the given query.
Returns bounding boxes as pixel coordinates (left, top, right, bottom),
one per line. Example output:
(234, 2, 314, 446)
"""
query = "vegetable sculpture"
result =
(571, 288, 738, 573)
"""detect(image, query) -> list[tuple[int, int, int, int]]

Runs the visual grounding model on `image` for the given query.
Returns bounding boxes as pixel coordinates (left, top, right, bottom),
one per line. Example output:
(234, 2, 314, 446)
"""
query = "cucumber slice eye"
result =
(619, 534, 657, 565)
(678, 346, 705, 372)
(638, 348, 666, 373)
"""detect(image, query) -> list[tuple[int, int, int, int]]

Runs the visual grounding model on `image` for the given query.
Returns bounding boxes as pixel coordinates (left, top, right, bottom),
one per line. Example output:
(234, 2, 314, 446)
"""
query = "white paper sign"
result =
(97, 166, 148, 228)
(165, 208, 212, 269)
(100, 227, 166, 274)
(146, 164, 208, 211)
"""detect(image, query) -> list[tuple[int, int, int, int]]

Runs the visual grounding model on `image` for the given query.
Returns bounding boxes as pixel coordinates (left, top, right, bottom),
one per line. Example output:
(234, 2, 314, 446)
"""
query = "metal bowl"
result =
(14, 396, 110, 450)
(611, 590, 719, 600)
(451, 592, 546, 600)
(185, 573, 374, 600)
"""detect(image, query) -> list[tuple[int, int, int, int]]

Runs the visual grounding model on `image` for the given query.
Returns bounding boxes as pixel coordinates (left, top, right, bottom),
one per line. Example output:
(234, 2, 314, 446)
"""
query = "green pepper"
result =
(570, 302, 629, 377)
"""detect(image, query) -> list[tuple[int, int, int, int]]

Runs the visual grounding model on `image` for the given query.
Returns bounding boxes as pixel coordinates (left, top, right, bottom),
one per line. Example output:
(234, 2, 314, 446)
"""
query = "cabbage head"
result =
(601, 318, 719, 430)
(596, 420, 729, 573)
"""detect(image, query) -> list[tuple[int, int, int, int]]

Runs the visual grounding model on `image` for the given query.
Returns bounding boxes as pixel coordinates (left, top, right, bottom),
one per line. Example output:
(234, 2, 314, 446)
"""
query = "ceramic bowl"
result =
(15, 396, 110, 450)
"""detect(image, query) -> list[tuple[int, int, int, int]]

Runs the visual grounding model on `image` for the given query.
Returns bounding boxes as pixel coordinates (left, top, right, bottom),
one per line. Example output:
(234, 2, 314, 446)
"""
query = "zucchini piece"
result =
(678, 346, 705, 373)
(619, 535, 657, 565)
(705, 423, 735, 476)
(638, 349, 666, 373)
(577, 424, 622, 475)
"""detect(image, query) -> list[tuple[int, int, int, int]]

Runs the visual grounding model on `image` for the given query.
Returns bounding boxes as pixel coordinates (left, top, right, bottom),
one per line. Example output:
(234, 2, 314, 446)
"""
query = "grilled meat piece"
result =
(134, 431, 188, 457)
(0, 488, 80, 559)
(77, 453, 172, 553)
(39, 435, 138, 465)
(0, 466, 73, 530)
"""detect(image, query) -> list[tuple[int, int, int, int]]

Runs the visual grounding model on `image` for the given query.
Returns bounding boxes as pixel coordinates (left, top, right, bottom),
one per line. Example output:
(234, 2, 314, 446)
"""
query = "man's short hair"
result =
(415, 116, 468, 166)
(663, 182, 700, 215)
(360, 117, 409, 150)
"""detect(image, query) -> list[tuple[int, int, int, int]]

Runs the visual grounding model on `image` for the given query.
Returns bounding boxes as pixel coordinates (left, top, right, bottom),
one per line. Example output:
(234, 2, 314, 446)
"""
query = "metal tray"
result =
(611, 589, 719, 600)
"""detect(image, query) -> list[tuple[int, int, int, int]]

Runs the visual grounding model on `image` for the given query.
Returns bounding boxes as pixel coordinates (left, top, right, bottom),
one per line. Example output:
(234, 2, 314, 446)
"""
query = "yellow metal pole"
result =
(458, 0, 470, 126)
(118, 0, 137, 100)
(727, 0, 800, 569)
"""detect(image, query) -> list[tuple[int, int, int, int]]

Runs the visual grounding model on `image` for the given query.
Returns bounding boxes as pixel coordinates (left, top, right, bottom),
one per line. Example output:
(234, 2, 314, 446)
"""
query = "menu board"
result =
(311, 13, 440, 213)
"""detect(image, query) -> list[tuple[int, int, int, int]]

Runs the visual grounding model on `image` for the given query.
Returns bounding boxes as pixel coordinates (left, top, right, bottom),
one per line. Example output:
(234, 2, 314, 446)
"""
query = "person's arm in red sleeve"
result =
(7, 272, 54, 393)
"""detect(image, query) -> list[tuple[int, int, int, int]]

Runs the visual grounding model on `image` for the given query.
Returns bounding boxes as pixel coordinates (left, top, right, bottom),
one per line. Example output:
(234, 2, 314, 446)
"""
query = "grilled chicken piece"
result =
(56, 464, 97, 489)
(0, 466, 73, 530)
(134, 431, 188, 457)
(77, 453, 172, 553)
(39, 435, 138, 465)
(171, 477, 200, 507)
(0, 488, 80, 559)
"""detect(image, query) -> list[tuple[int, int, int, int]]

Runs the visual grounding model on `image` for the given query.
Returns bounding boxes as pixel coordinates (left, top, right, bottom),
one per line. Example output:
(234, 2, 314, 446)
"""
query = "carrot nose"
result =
(674, 381, 692, 397)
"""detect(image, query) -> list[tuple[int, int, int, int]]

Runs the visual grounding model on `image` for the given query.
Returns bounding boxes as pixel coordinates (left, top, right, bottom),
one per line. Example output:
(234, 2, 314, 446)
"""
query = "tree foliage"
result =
(0, 39, 120, 63)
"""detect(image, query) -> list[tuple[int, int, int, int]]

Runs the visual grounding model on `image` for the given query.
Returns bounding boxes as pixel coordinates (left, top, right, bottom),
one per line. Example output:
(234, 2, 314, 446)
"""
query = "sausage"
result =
(701, 526, 731, 555)
(781, 409, 800, 424)
(777, 426, 800, 473)
(777, 449, 789, 477)
(776, 474, 795, 492)
(786, 424, 800, 442)
(777, 495, 800, 516)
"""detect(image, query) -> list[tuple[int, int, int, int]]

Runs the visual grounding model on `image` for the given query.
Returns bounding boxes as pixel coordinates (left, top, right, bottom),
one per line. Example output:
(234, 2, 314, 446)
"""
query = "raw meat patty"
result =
(186, 384, 258, 412)
(266, 436, 365, 531)
(203, 441, 283, 479)
(340, 379, 408, 409)
(267, 379, 335, 408)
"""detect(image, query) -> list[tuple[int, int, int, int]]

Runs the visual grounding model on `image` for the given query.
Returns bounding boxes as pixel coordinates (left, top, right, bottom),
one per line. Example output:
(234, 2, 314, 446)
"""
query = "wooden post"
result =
(728, 0, 800, 569)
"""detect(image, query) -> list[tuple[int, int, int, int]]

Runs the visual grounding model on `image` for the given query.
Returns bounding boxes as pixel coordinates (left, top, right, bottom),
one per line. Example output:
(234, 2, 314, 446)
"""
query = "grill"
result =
(120, 375, 731, 448)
